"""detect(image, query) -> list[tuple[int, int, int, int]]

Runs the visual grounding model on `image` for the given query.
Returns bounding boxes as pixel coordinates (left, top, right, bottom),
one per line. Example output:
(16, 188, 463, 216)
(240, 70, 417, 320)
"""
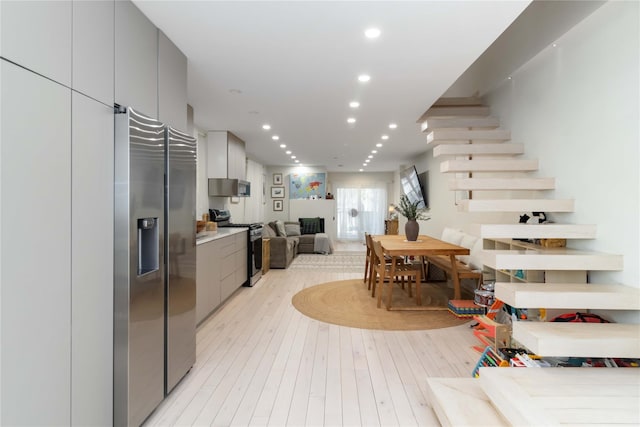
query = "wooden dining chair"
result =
(366, 234, 405, 297)
(372, 240, 422, 310)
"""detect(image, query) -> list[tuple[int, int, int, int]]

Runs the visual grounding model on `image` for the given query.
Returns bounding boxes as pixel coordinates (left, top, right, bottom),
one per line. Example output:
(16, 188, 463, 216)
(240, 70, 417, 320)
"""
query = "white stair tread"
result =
(512, 322, 640, 358)
(458, 199, 575, 212)
(449, 177, 555, 191)
(441, 159, 538, 172)
(435, 143, 524, 157)
(425, 378, 508, 426)
(480, 367, 640, 426)
(475, 223, 596, 239)
(420, 116, 500, 132)
(495, 282, 640, 310)
(482, 248, 623, 271)
(419, 105, 490, 121)
(427, 129, 511, 146)
(432, 96, 483, 106)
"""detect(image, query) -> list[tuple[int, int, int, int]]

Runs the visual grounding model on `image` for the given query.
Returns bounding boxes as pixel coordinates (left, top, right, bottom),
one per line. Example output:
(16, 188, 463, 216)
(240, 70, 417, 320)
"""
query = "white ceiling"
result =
(134, 0, 530, 172)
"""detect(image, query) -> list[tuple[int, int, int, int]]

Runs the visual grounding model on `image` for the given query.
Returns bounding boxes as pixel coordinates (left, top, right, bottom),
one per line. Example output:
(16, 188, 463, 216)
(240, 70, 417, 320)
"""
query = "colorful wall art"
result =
(289, 172, 326, 199)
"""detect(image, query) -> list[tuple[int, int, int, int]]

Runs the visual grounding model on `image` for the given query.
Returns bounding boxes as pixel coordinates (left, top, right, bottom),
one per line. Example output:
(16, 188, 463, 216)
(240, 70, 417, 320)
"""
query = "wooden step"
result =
(427, 129, 511, 146)
(457, 199, 575, 213)
(441, 159, 538, 173)
(480, 367, 640, 426)
(418, 105, 490, 122)
(420, 116, 500, 132)
(482, 248, 624, 271)
(475, 223, 596, 239)
(432, 96, 483, 107)
(512, 321, 640, 358)
(425, 378, 508, 426)
(434, 143, 524, 157)
(495, 282, 640, 310)
(449, 178, 555, 191)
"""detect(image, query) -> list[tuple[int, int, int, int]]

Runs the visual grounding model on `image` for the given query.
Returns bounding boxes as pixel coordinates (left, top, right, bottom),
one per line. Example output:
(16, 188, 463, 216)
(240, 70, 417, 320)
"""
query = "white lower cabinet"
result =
(196, 231, 247, 324)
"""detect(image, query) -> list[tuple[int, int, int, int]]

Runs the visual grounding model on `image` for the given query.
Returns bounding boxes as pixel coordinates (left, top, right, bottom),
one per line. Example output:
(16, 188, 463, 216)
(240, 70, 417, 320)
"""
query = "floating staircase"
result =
(419, 96, 640, 426)
(428, 368, 640, 426)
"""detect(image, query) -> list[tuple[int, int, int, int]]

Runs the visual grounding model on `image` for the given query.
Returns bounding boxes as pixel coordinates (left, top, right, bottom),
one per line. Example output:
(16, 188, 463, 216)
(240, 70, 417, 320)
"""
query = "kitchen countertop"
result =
(195, 227, 248, 246)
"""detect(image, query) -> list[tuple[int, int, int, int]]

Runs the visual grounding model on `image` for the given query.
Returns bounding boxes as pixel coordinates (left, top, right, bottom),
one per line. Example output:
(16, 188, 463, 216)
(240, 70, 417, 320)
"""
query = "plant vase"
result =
(405, 219, 419, 241)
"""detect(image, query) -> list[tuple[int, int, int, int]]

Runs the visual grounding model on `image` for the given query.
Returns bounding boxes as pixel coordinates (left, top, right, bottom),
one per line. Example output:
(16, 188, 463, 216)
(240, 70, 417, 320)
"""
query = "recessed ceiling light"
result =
(357, 74, 370, 83)
(389, 123, 397, 129)
(347, 117, 356, 124)
(364, 28, 381, 39)
(349, 101, 360, 108)
(363, 163, 367, 166)
(279, 144, 286, 148)
(262, 124, 271, 130)
(371, 150, 377, 154)
(365, 159, 371, 163)
(286, 150, 291, 154)
(376, 143, 383, 147)
(381, 135, 389, 140)
(291, 155, 296, 159)
(368, 155, 373, 159)
(295, 160, 300, 163)
(272, 135, 279, 140)
(552, 43, 558, 47)
(359, 169, 363, 172)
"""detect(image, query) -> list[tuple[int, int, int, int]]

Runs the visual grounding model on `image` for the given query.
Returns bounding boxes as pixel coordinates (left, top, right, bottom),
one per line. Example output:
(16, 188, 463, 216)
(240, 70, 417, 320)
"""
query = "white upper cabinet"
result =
(207, 131, 229, 179)
(115, 0, 158, 118)
(227, 132, 246, 180)
(158, 30, 187, 132)
(206, 131, 247, 180)
(0, 0, 72, 87)
(72, 0, 114, 106)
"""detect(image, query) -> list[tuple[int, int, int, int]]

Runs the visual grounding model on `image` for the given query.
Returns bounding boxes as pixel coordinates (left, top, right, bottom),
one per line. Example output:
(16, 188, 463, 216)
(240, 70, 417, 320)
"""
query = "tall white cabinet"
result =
(71, 93, 114, 426)
(1, 0, 188, 424)
(1, 60, 72, 426)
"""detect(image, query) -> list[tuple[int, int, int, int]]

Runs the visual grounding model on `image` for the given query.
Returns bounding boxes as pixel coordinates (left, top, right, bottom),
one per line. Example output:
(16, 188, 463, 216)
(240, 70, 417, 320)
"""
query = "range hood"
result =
(208, 178, 250, 197)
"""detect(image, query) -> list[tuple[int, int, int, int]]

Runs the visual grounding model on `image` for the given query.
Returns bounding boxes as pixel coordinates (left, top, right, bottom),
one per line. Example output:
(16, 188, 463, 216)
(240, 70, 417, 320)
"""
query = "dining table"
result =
(371, 234, 470, 306)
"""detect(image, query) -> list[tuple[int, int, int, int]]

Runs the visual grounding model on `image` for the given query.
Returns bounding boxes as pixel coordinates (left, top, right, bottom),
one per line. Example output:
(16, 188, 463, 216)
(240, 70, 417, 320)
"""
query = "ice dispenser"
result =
(138, 217, 159, 275)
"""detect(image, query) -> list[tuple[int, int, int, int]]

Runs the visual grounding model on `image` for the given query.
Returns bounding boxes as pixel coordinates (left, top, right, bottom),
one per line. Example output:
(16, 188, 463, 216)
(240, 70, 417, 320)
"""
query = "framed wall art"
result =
(289, 172, 326, 199)
(273, 199, 283, 211)
(273, 173, 283, 185)
(271, 186, 285, 198)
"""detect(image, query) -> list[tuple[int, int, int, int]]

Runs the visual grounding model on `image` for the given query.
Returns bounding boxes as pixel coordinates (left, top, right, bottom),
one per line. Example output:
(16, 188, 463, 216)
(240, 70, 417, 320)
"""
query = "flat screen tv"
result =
(400, 166, 428, 209)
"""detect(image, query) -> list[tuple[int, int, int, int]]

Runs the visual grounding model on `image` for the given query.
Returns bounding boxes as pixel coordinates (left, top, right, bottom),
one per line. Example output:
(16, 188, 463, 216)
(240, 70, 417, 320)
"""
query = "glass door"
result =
(336, 187, 386, 240)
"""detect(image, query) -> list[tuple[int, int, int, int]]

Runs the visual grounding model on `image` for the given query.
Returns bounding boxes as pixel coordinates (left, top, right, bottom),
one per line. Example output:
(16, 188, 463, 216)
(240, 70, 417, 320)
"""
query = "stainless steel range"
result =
(210, 209, 263, 286)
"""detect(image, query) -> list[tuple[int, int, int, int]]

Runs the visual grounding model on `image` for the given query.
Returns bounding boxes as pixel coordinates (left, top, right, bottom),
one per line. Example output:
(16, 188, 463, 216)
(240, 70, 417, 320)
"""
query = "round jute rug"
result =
(291, 279, 470, 331)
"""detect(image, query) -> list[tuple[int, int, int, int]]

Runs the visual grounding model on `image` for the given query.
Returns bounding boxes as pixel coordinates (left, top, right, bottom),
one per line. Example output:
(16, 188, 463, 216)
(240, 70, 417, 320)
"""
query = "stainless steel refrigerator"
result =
(114, 107, 196, 426)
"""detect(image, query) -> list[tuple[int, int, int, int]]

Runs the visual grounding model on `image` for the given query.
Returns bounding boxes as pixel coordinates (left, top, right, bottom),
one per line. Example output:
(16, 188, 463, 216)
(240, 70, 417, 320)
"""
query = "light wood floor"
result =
(144, 241, 480, 426)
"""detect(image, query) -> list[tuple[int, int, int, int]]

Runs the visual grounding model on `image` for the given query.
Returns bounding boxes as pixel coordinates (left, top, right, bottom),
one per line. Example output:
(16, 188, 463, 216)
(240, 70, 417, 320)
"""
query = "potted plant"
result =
(393, 195, 430, 241)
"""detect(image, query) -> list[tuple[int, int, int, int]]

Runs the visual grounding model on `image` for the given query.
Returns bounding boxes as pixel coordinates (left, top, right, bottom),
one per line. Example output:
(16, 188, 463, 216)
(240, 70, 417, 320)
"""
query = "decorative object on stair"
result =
(291, 279, 469, 330)
(392, 195, 429, 241)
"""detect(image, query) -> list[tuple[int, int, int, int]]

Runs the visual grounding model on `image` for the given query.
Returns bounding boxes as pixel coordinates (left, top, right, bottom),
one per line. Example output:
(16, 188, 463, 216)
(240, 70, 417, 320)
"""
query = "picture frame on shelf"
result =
(273, 173, 283, 185)
(273, 199, 283, 211)
(271, 186, 285, 198)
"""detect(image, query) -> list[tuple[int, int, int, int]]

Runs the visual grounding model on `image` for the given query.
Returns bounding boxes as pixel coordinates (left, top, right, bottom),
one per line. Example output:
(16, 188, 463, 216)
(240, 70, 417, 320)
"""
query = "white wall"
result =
(422, 2, 639, 321)
(486, 1, 639, 288)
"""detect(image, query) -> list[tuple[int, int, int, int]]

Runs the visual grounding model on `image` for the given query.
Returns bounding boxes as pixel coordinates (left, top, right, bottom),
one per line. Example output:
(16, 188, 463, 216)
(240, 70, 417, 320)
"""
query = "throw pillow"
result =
(300, 217, 321, 234)
(284, 222, 301, 236)
(275, 220, 287, 237)
(262, 225, 277, 238)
